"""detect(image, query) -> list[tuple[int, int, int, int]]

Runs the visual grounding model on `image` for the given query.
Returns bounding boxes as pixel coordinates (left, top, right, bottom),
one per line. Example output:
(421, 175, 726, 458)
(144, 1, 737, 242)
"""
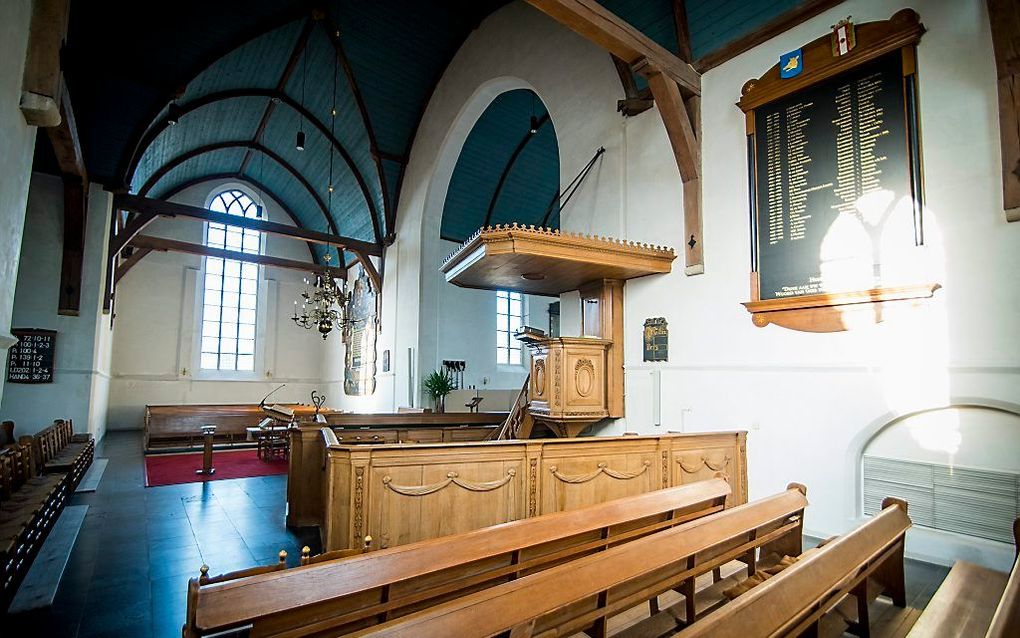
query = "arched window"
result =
(200, 189, 262, 371)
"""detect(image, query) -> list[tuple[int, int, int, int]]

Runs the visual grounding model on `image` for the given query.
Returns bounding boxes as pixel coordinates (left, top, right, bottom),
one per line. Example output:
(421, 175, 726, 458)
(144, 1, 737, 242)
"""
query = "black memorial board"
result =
(753, 50, 917, 300)
(6, 329, 57, 384)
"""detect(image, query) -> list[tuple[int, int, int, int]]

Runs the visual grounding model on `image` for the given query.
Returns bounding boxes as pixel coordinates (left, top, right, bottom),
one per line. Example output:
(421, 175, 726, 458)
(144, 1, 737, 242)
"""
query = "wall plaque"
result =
(738, 10, 939, 332)
(642, 318, 668, 362)
(344, 269, 378, 396)
(6, 329, 57, 384)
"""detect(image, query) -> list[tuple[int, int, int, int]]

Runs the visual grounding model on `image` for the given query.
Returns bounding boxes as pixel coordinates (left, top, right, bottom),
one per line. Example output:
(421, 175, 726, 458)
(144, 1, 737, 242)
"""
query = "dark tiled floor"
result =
(5, 431, 319, 638)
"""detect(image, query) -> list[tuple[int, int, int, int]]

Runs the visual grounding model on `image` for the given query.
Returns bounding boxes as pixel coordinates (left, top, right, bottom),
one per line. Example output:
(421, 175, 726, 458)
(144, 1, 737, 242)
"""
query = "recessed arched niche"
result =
(861, 404, 1020, 547)
(440, 88, 560, 243)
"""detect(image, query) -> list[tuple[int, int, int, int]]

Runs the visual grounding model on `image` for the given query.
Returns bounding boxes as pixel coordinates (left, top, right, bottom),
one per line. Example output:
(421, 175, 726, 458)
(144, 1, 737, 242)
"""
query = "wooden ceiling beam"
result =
(351, 251, 382, 291)
(46, 76, 86, 180)
(526, 0, 704, 275)
(646, 71, 702, 274)
(20, 0, 69, 126)
(156, 171, 317, 264)
(113, 193, 382, 257)
(123, 234, 343, 282)
(524, 0, 700, 95)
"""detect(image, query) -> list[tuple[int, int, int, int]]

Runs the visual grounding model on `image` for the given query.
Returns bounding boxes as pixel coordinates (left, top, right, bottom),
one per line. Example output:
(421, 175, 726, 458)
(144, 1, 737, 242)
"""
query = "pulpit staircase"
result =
(489, 375, 532, 440)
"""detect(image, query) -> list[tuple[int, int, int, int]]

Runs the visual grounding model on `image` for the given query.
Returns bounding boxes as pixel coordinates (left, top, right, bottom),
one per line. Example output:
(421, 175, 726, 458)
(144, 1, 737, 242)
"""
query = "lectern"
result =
(196, 424, 216, 475)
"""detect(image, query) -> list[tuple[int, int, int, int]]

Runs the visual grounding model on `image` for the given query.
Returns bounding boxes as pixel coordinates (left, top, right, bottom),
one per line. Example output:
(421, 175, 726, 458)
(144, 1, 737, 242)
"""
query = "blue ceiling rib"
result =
(441, 89, 559, 244)
(131, 90, 379, 242)
(141, 140, 340, 238)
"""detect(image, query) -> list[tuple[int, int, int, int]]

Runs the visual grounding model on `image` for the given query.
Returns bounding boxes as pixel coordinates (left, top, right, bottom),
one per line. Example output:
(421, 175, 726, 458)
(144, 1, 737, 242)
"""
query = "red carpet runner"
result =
(144, 450, 287, 487)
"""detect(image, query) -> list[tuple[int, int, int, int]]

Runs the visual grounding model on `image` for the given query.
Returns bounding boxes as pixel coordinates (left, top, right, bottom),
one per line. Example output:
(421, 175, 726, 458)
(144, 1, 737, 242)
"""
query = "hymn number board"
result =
(6, 329, 57, 384)
(739, 10, 937, 332)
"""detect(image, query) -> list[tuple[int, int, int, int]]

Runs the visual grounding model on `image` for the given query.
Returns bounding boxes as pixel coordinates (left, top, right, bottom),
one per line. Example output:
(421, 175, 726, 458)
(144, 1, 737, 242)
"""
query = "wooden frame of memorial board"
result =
(738, 9, 940, 333)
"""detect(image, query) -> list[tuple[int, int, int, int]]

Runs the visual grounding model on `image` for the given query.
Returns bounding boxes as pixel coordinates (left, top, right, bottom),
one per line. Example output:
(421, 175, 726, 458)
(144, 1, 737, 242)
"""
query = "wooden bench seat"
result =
(184, 477, 734, 637)
(907, 519, 1019, 638)
(344, 484, 810, 638)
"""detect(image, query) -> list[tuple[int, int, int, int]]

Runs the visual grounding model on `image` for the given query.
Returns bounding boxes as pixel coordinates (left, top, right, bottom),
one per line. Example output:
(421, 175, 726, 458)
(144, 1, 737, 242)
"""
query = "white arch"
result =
(845, 397, 1020, 519)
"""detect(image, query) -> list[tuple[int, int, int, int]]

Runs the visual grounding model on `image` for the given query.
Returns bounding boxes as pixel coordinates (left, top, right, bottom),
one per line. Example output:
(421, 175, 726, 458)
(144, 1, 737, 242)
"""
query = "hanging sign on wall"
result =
(344, 268, 378, 396)
(6, 329, 57, 384)
(642, 318, 668, 362)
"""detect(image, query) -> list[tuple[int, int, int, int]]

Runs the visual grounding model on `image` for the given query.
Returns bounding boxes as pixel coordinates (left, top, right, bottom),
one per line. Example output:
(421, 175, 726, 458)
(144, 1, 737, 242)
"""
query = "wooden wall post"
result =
(58, 177, 87, 315)
(987, 0, 1020, 220)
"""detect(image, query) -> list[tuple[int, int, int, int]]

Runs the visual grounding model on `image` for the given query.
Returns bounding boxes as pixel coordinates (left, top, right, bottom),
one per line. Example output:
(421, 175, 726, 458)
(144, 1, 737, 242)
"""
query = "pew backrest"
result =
(186, 477, 733, 637)
(676, 497, 911, 638)
(346, 486, 810, 638)
(986, 551, 1020, 637)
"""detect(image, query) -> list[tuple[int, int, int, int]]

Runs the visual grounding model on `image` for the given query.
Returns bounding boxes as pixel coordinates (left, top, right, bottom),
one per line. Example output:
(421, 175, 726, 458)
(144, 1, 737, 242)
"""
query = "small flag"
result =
(779, 49, 803, 78)
(831, 18, 856, 56)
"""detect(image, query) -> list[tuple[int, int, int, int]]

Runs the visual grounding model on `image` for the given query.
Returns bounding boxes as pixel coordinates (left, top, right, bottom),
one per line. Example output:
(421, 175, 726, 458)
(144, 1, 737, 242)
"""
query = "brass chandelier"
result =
(291, 26, 352, 341)
(291, 254, 350, 339)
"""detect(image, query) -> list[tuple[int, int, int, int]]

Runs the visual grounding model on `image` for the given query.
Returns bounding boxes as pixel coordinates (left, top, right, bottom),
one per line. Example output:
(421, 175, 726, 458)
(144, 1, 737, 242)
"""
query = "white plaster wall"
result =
(431, 239, 549, 395)
(383, 0, 1018, 569)
(375, 1, 625, 412)
(0, 0, 38, 403)
(0, 175, 114, 440)
(617, 0, 1019, 570)
(107, 179, 335, 429)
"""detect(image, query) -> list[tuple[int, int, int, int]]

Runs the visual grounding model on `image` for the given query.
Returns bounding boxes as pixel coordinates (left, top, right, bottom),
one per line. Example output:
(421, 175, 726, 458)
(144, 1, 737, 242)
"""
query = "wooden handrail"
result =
(348, 486, 809, 638)
(188, 478, 732, 635)
(490, 374, 530, 440)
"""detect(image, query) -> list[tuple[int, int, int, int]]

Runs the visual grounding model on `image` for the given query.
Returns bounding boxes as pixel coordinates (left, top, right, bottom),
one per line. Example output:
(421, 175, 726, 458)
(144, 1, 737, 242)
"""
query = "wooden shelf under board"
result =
(440, 225, 676, 296)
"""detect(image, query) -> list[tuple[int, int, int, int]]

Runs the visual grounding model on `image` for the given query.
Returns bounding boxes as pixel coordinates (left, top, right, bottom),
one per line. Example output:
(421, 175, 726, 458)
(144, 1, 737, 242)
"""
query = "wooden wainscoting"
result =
(294, 430, 747, 551)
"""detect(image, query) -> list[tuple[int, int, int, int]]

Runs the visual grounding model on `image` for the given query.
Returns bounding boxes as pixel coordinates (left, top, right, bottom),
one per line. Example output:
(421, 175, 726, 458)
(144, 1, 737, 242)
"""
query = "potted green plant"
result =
(422, 369, 455, 413)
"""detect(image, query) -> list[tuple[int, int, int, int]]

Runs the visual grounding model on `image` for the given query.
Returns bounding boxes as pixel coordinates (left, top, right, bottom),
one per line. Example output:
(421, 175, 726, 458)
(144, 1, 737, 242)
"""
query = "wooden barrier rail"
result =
(348, 485, 809, 638)
(184, 478, 733, 637)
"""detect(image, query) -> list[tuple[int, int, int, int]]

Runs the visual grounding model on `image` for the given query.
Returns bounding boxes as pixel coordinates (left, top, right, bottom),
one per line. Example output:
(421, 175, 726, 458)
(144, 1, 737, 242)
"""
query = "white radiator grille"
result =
(863, 455, 1019, 544)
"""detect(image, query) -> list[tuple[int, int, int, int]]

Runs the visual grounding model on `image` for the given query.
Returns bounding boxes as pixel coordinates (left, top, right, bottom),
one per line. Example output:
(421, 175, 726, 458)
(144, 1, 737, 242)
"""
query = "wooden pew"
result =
(675, 497, 910, 638)
(908, 518, 1020, 637)
(320, 485, 811, 638)
(20, 419, 94, 490)
(0, 441, 70, 612)
(183, 477, 733, 637)
(145, 404, 329, 450)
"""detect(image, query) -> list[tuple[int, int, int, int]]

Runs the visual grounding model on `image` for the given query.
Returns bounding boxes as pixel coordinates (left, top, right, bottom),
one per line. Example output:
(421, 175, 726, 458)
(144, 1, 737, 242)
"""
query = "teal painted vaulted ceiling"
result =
(54, 0, 831, 263)
(441, 90, 560, 244)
